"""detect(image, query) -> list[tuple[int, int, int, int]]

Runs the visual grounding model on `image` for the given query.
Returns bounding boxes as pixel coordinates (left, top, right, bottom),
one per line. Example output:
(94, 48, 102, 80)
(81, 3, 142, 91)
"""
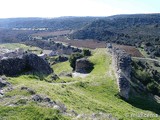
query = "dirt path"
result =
(132, 57, 160, 63)
(50, 81, 78, 85)
(50, 72, 89, 85)
(72, 72, 89, 78)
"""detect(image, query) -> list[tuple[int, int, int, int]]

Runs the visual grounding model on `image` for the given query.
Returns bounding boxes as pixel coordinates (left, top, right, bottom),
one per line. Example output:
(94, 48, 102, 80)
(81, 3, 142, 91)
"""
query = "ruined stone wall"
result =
(75, 58, 93, 73)
(107, 44, 131, 99)
(25, 40, 82, 55)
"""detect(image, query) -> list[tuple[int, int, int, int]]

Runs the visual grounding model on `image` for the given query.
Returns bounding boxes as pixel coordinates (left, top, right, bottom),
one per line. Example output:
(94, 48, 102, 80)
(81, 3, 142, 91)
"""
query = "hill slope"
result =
(1, 48, 160, 120)
(71, 14, 160, 45)
(0, 17, 97, 30)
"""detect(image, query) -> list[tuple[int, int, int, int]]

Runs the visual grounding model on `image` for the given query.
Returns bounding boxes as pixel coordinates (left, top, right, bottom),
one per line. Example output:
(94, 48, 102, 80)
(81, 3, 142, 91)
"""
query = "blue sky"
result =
(0, 0, 159, 18)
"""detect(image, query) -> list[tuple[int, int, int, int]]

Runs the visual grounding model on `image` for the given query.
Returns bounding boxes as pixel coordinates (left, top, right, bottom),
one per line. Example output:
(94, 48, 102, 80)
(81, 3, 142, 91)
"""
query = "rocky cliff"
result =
(0, 53, 53, 76)
(107, 44, 131, 99)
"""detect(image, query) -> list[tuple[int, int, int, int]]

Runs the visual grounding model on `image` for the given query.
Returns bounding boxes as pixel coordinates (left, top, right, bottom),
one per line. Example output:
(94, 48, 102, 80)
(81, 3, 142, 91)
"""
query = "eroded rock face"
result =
(0, 53, 53, 76)
(111, 47, 131, 99)
(117, 70, 130, 99)
(0, 57, 26, 76)
(75, 58, 93, 73)
(23, 53, 53, 74)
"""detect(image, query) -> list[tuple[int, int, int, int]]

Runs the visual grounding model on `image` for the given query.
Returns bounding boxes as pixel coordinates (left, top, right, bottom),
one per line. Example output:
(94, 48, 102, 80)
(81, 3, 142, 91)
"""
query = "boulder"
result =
(75, 58, 93, 73)
(32, 94, 43, 102)
(20, 86, 35, 95)
(43, 97, 51, 102)
(50, 73, 59, 81)
(0, 77, 10, 88)
(59, 72, 72, 77)
(55, 101, 67, 113)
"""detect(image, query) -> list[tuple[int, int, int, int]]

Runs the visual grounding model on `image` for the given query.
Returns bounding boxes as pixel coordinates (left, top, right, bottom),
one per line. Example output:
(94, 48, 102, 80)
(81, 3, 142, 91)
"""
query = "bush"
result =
(82, 49, 91, 56)
(69, 53, 83, 70)
(154, 61, 160, 67)
(147, 82, 160, 96)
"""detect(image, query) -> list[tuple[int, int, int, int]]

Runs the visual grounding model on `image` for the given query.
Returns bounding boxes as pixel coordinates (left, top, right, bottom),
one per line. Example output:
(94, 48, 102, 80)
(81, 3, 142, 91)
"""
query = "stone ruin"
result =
(25, 40, 82, 56)
(0, 48, 53, 76)
(75, 58, 93, 74)
(107, 43, 131, 99)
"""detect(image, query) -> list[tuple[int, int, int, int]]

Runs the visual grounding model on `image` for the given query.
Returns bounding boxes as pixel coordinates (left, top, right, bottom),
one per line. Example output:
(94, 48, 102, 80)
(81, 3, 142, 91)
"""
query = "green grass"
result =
(0, 105, 68, 120)
(138, 47, 160, 72)
(0, 43, 42, 54)
(147, 61, 160, 73)
(52, 61, 72, 75)
(138, 47, 160, 60)
(138, 48, 149, 58)
(1, 48, 160, 120)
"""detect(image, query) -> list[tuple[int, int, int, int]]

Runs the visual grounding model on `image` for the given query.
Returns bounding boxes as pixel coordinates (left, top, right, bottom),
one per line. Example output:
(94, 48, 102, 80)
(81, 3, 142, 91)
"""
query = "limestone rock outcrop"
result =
(75, 58, 93, 73)
(23, 53, 53, 74)
(0, 53, 53, 76)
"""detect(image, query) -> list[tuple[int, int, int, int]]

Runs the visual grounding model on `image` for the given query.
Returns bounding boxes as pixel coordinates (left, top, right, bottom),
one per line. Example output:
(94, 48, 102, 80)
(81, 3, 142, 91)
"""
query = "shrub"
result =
(147, 82, 160, 96)
(154, 61, 160, 67)
(82, 49, 91, 56)
(69, 53, 83, 71)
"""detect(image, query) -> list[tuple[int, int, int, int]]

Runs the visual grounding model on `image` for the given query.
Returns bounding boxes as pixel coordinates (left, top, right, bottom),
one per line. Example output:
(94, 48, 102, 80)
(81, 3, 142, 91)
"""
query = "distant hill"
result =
(0, 17, 98, 30)
(71, 14, 160, 45)
(0, 17, 98, 43)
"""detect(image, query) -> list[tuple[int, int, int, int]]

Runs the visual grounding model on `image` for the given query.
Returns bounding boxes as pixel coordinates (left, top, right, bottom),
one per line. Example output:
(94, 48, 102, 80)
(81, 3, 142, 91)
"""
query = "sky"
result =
(0, 0, 160, 18)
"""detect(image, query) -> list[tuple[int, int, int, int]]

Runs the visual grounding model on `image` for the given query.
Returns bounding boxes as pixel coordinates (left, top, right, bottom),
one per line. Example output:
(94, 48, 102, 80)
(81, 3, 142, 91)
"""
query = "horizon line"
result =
(0, 13, 160, 19)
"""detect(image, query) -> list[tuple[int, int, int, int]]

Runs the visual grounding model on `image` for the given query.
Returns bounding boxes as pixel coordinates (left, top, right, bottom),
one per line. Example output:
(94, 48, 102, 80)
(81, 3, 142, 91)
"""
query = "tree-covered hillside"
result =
(70, 14, 160, 57)
(71, 14, 160, 45)
(0, 17, 97, 30)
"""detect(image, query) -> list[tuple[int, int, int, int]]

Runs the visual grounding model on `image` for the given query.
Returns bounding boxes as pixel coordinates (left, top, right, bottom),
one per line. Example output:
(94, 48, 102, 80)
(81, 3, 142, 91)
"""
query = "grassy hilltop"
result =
(0, 47, 159, 120)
